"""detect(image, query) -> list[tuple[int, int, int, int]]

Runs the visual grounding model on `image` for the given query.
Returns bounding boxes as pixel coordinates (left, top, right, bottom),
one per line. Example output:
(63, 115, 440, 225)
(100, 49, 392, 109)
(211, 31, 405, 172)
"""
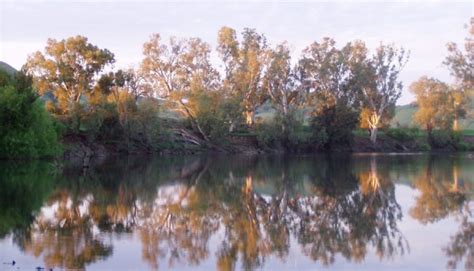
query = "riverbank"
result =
(61, 131, 474, 166)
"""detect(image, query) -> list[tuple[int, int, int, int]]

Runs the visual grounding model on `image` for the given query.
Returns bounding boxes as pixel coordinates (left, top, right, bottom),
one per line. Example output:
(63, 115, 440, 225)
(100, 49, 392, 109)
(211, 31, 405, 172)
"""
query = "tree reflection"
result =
(293, 155, 406, 265)
(0, 161, 56, 238)
(3, 154, 472, 270)
(410, 157, 467, 224)
(409, 156, 473, 270)
(444, 211, 473, 270)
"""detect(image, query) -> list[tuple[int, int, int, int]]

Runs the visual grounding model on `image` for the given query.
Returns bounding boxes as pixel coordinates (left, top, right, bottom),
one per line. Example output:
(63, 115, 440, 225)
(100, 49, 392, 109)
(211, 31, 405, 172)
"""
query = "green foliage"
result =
(131, 98, 162, 147)
(429, 130, 453, 148)
(451, 131, 472, 151)
(386, 128, 422, 142)
(287, 126, 313, 149)
(417, 141, 431, 151)
(0, 71, 61, 158)
(311, 104, 359, 149)
(192, 92, 229, 141)
(455, 141, 470, 151)
(255, 120, 283, 149)
(94, 97, 162, 151)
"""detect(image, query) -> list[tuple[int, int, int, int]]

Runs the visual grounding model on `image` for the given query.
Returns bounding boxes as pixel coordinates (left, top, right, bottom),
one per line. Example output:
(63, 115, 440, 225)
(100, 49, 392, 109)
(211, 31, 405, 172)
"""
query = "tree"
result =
(141, 34, 220, 141)
(361, 44, 408, 144)
(410, 76, 468, 133)
(444, 17, 473, 129)
(297, 38, 368, 147)
(217, 27, 269, 127)
(444, 17, 473, 90)
(359, 106, 394, 132)
(297, 38, 368, 110)
(24, 36, 115, 131)
(96, 69, 144, 129)
(0, 70, 61, 158)
(263, 42, 300, 136)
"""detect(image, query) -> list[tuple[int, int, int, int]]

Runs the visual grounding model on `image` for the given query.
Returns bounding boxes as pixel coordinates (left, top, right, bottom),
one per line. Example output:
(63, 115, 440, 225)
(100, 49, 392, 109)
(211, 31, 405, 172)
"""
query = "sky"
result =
(0, 0, 472, 105)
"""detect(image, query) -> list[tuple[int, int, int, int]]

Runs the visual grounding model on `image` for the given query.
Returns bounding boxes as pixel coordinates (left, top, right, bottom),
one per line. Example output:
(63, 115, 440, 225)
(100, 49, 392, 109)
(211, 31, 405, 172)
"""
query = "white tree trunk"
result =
(245, 110, 255, 126)
(453, 115, 459, 131)
(370, 127, 378, 144)
(368, 111, 381, 144)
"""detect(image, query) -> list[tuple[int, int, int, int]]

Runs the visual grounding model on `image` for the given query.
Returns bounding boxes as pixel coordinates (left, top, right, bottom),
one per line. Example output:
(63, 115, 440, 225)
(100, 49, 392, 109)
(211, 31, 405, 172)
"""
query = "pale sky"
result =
(0, 0, 472, 104)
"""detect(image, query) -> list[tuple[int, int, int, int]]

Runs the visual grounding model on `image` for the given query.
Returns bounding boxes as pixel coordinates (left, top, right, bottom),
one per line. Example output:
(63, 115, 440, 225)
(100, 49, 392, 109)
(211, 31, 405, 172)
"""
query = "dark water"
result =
(0, 153, 473, 271)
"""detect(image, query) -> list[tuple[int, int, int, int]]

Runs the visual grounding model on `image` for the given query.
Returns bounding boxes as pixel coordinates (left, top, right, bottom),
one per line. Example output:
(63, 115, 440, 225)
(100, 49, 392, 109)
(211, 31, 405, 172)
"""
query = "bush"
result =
(311, 104, 358, 149)
(455, 141, 469, 151)
(0, 71, 61, 158)
(429, 130, 453, 148)
(255, 120, 283, 149)
(285, 115, 314, 150)
(418, 141, 431, 151)
(386, 127, 421, 142)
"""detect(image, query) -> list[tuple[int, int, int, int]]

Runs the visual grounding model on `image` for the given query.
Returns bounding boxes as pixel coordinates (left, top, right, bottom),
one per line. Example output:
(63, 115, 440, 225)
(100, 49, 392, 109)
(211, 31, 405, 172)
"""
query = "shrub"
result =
(285, 116, 314, 150)
(255, 120, 283, 149)
(0, 71, 61, 158)
(455, 141, 469, 151)
(429, 130, 453, 148)
(311, 104, 358, 149)
(418, 141, 431, 151)
(386, 127, 421, 142)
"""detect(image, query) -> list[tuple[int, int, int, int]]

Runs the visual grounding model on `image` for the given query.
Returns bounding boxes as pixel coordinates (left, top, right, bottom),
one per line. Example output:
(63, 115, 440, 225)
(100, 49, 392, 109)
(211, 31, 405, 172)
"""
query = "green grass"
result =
(462, 130, 474, 136)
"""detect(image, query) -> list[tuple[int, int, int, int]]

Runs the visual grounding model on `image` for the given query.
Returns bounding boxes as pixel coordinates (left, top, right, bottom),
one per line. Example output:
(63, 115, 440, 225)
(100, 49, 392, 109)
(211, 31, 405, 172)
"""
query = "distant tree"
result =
(361, 44, 408, 144)
(444, 17, 473, 90)
(410, 76, 468, 133)
(444, 17, 473, 128)
(217, 27, 269, 127)
(24, 35, 115, 131)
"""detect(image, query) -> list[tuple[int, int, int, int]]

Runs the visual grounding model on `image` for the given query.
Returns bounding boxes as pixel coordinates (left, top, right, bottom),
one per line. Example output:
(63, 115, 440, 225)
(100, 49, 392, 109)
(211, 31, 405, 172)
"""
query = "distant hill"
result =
(0, 61, 17, 75)
(391, 103, 418, 128)
(393, 91, 474, 130)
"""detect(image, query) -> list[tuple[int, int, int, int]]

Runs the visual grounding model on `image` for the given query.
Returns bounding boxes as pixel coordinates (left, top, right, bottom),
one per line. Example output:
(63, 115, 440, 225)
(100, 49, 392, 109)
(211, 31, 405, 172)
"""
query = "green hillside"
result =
(393, 91, 474, 130)
(392, 103, 418, 127)
(0, 61, 17, 75)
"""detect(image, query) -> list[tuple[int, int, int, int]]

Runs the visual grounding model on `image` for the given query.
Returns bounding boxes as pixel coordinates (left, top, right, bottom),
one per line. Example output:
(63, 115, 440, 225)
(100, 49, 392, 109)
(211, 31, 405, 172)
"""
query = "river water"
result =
(0, 153, 472, 270)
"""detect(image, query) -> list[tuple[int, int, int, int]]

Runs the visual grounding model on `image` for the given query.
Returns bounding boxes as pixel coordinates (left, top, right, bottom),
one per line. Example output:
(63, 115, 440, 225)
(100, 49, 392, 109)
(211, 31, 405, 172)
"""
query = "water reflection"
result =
(0, 154, 472, 270)
(407, 156, 473, 270)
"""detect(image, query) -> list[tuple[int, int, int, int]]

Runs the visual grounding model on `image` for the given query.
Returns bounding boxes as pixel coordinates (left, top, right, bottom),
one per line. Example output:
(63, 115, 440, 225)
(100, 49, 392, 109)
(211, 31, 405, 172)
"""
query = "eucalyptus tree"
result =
(444, 17, 473, 128)
(410, 76, 468, 133)
(361, 44, 408, 144)
(141, 34, 220, 141)
(24, 35, 115, 131)
(263, 42, 300, 135)
(444, 17, 474, 91)
(217, 27, 269, 127)
(296, 38, 368, 147)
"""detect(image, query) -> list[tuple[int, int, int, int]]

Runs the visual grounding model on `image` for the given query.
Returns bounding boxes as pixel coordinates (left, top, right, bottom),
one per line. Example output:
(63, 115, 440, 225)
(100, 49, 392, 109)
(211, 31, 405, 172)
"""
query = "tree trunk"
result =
(245, 110, 255, 126)
(178, 99, 211, 142)
(368, 111, 381, 144)
(229, 121, 236, 133)
(453, 115, 459, 131)
(370, 127, 378, 144)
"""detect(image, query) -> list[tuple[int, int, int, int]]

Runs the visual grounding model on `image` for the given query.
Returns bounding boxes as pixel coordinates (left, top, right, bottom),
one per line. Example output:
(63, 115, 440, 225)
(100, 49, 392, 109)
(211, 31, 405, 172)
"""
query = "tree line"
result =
(1, 18, 472, 157)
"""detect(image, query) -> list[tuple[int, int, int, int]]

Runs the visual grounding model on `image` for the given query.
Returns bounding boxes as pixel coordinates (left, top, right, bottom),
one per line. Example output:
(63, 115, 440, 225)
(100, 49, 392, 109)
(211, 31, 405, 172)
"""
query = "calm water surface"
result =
(0, 153, 473, 270)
